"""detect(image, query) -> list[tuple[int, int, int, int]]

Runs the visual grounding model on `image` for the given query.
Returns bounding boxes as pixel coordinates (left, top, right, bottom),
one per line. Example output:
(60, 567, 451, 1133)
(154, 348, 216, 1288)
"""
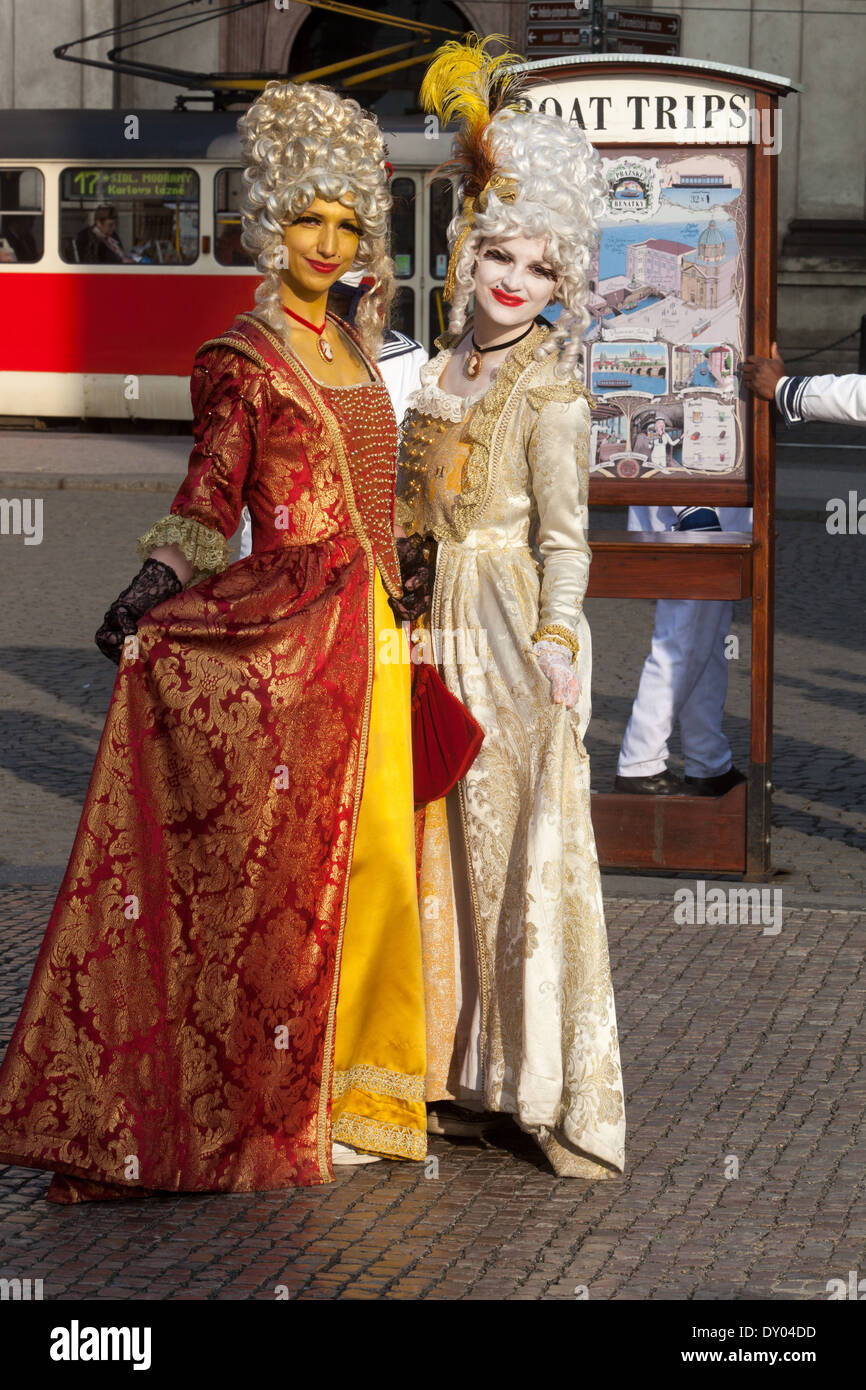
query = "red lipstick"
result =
(491, 287, 525, 306)
(306, 258, 339, 274)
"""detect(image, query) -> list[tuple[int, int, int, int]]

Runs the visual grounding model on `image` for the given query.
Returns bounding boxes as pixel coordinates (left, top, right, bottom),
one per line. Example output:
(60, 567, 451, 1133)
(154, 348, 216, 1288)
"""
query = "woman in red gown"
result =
(0, 80, 431, 1201)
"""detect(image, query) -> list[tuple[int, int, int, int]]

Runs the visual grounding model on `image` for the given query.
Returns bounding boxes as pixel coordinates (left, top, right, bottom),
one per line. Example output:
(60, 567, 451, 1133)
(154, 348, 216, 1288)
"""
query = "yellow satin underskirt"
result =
(331, 566, 427, 1160)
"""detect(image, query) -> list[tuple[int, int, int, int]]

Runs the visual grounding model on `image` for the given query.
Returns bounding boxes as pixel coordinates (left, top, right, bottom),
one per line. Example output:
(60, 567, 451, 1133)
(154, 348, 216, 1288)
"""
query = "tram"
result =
(0, 110, 454, 420)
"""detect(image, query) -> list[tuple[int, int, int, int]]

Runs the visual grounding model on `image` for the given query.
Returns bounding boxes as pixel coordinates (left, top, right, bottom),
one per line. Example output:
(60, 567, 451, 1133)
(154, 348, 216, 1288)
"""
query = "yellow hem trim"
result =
(332, 1113, 426, 1161)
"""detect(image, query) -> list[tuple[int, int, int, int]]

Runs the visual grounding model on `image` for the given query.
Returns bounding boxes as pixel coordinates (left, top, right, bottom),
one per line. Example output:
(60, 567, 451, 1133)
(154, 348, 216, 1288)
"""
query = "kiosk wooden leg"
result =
(746, 764, 773, 880)
(746, 89, 778, 883)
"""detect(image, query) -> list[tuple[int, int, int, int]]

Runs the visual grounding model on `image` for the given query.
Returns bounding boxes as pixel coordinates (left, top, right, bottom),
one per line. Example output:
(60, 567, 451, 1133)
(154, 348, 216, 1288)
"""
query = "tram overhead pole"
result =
(52, 0, 463, 110)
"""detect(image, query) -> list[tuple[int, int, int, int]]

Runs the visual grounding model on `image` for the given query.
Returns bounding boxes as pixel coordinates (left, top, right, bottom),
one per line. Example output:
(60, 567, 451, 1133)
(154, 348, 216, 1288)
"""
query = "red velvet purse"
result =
(411, 660, 484, 809)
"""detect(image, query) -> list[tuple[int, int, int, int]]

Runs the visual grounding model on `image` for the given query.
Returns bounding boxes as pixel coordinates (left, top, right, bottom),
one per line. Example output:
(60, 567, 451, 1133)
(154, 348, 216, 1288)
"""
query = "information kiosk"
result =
(522, 55, 798, 878)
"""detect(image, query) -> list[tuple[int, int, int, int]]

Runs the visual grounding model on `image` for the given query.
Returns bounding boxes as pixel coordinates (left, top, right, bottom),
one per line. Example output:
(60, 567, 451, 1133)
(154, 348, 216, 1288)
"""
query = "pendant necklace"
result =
(282, 304, 334, 363)
(465, 321, 535, 379)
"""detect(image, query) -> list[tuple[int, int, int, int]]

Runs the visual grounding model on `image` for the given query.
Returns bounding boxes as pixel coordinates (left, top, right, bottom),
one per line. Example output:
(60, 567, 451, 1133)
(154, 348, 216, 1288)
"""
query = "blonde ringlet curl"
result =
(446, 108, 607, 378)
(237, 79, 395, 356)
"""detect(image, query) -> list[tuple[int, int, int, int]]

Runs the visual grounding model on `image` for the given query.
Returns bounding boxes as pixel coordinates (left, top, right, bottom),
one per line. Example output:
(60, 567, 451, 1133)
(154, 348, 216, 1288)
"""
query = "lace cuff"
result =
(394, 495, 416, 533)
(137, 513, 229, 583)
(531, 623, 580, 663)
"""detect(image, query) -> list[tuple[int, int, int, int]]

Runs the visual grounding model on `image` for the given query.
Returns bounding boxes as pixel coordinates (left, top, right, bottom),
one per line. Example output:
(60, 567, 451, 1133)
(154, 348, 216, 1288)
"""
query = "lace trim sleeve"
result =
(137, 514, 229, 584)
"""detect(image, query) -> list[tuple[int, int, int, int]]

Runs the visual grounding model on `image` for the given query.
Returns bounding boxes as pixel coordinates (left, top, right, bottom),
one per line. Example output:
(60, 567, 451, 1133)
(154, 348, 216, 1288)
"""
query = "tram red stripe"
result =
(0, 273, 258, 374)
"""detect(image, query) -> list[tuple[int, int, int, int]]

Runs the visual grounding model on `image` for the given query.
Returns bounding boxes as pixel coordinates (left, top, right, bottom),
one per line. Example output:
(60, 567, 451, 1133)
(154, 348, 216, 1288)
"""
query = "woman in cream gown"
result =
(396, 38, 626, 1179)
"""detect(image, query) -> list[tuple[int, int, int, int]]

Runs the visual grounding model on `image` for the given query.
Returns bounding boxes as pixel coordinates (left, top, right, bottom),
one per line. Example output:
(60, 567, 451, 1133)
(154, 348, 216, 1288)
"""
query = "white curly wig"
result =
(447, 108, 606, 377)
(237, 80, 394, 357)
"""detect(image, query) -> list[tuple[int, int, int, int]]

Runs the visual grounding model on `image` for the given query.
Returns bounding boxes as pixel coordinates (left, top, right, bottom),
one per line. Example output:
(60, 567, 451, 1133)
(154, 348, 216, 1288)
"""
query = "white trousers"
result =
(617, 597, 734, 779)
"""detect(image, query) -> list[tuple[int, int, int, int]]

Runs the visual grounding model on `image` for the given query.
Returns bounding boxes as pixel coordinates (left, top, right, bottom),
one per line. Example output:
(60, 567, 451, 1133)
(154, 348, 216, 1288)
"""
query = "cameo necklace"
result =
(283, 304, 334, 363)
(465, 321, 535, 379)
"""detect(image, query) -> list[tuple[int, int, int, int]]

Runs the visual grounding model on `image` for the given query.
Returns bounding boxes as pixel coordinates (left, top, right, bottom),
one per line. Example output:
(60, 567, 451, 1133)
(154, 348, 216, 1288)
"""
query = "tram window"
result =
(429, 178, 454, 282)
(214, 168, 254, 266)
(0, 168, 44, 264)
(391, 177, 415, 279)
(59, 167, 199, 266)
(392, 286, 415, 339)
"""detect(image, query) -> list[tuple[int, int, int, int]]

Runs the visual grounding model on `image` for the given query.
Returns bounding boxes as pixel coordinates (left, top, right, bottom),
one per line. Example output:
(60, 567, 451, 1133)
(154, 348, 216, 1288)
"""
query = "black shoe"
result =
(684, 766, 746, 796)
(674, 506, 722, 531)
(614, 770, 685, 795)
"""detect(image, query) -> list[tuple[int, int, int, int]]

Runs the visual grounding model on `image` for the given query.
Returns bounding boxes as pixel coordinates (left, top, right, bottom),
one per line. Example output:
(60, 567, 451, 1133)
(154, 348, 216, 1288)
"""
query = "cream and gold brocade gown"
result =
(397, 325, 626, 1179)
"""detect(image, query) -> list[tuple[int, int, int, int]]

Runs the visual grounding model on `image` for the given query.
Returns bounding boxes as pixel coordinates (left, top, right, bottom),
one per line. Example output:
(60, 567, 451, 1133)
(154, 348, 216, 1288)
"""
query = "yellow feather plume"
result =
(419, 33, 526, 209)
(420, 33, 524, 138)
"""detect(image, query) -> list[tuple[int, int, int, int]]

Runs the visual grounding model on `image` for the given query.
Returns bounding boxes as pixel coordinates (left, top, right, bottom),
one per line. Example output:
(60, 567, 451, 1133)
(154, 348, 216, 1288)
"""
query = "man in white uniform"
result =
(742, 343, 866, 425)
(615, 501, 750, 796)
(616, 347, 866, 796)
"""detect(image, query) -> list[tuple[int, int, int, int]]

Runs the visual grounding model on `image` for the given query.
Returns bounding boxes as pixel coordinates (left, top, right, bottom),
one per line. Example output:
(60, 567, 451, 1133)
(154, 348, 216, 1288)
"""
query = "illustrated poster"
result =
(577, 148, 749, 481)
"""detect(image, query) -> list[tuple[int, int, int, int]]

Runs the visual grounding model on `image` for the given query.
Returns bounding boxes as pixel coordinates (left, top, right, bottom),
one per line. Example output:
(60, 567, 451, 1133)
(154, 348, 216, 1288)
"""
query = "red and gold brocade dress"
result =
(0, 312, 426, 1200)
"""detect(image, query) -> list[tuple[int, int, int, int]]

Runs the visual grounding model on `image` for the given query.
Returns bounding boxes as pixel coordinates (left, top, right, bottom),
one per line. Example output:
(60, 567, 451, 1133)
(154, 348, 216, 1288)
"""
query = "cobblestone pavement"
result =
(1, 887, 863, 1300)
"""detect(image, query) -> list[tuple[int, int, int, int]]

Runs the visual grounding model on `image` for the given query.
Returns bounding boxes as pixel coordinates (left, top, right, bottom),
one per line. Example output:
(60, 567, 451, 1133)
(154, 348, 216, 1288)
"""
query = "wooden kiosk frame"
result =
(521, 55, 799, 879)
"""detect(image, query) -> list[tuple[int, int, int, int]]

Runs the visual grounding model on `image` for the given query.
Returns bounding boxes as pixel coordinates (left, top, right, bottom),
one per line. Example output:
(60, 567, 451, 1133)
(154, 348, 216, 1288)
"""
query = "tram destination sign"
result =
(62, 167, 197, 201)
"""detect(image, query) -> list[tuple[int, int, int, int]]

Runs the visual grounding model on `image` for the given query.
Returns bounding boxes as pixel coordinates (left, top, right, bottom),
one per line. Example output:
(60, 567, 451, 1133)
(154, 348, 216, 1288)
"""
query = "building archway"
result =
(288, 1, 470, 118)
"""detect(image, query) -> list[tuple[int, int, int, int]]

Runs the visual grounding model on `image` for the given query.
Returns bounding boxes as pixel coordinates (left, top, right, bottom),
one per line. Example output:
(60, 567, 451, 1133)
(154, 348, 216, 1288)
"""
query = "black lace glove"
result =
(95, 557, 183, 664)
(389, 534, 437, 624)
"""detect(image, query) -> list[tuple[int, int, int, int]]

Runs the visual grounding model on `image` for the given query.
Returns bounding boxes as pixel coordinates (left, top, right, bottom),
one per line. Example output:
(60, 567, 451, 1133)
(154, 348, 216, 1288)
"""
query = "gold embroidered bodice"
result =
(320, 380, 401, 596)
(137, 314, 402, 598)
(399, 405, 475, 536)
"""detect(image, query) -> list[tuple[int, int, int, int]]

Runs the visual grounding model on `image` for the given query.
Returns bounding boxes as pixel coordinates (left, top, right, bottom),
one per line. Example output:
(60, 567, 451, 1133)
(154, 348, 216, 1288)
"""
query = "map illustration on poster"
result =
(580, 148, 748, 480)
